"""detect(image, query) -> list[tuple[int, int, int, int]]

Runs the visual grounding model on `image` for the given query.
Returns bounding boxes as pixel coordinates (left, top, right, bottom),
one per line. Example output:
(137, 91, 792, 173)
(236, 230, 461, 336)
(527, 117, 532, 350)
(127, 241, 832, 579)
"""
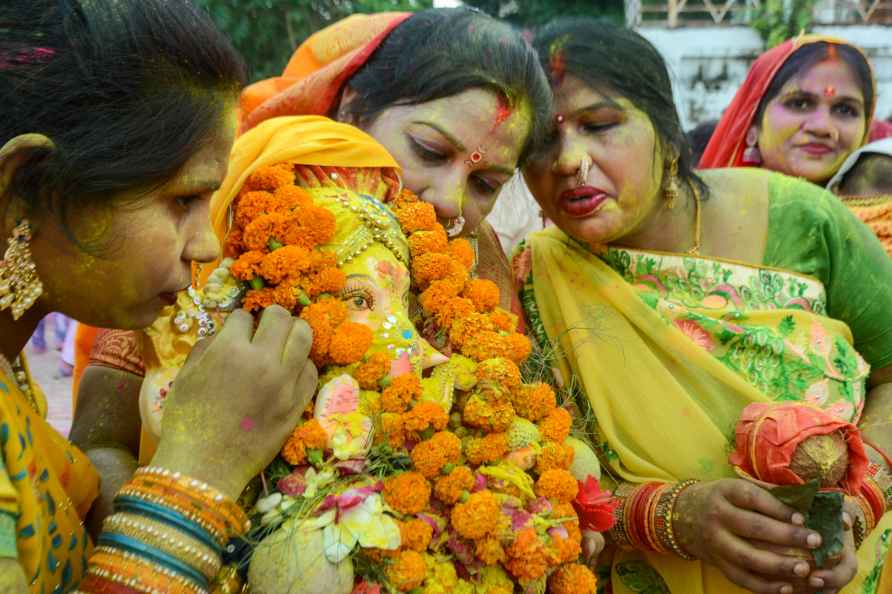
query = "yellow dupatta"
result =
(527, 226, 891, 593)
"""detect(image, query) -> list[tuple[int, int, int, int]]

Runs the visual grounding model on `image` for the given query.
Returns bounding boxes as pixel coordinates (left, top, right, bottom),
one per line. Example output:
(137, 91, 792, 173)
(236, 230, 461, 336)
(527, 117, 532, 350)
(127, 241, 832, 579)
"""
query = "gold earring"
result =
(0, 219, 43, 320)
(664, 157, 680, 210)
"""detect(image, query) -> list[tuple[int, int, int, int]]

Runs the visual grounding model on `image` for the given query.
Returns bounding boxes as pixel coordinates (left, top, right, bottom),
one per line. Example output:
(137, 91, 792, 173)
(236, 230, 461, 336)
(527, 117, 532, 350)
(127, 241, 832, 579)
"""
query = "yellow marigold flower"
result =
(475, 536, 506, 565)
(535, 469, 579, 503)
(547, 563, 597, 594)
(476, 358, 521, 393)
(463, 279, 500, 312)
(411, 431, 462, 479)
(433, 466, 475, 504)
(434, 297, 475, 330)
(449, 313, 495, 349)
(378, 413, 405, 449)
(386, 550, 427, 592)
(451, 490, 500, 540)
(384, 472, 431, 515)
(539, 407, 572, 444)
(489, 307, 519, 333)
(536, 441, 575, 475)
(462, 396, 514, 433)
(399, 519, 433, 552)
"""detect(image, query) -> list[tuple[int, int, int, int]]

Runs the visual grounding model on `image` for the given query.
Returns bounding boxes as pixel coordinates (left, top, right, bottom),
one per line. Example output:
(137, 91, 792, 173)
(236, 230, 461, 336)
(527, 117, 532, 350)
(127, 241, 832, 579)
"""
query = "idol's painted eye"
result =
(341, 286, 375, 311)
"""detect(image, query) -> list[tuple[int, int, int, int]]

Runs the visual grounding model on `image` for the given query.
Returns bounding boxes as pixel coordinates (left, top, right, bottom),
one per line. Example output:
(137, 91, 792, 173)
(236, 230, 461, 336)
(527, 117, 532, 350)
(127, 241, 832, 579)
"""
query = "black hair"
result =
(688, 120, 718, 167)
(0, 0, 246, 236)
(343, 7, 551, 167)
(534, 18, 707, 198)
(755, 41, 873, 126)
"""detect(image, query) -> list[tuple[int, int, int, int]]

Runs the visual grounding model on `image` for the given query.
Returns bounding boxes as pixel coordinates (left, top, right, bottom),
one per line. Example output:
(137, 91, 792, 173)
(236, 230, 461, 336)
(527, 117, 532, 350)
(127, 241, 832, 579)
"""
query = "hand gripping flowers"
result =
(138, 119, 614, 594)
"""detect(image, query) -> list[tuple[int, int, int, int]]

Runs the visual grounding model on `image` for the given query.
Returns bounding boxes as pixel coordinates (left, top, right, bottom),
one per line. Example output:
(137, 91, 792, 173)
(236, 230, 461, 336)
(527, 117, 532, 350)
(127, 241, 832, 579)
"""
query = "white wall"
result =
(639, 25, 892, 130)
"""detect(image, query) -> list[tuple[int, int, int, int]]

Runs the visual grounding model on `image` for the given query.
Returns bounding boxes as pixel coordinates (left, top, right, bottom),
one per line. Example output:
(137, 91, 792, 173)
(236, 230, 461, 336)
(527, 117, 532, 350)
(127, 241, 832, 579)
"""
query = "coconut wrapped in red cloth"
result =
(729, 402, 869, 494)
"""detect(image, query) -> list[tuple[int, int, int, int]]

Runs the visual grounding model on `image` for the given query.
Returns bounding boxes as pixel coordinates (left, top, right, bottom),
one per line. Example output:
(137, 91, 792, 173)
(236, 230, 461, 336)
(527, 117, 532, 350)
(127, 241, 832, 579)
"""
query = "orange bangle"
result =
(89, 549, 205, 594)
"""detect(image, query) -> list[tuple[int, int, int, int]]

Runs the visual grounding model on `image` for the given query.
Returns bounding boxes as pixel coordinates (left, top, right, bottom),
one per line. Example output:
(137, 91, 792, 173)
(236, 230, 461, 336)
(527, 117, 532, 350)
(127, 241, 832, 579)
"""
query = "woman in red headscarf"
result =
(700, 36, 875, 186)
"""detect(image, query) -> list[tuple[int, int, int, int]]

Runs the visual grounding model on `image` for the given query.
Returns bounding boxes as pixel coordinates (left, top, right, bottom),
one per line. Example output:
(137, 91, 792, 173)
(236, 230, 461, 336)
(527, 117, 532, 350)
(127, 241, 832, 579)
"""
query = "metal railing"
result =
(626, 0, 892, 26)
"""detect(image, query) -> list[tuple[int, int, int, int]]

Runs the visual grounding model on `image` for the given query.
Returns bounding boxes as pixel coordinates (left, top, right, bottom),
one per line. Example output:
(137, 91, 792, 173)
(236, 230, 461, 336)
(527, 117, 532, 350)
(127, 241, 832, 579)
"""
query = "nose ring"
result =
(445, 216, 466, 238)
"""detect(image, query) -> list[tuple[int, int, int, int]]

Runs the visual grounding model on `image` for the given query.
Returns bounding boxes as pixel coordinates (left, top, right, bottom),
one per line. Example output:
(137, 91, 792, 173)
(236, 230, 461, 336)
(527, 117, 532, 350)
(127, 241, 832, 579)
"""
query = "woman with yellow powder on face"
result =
(517, 19, 892, 594)
(699, 36, 875, 186)
(0, 1, 317, 592)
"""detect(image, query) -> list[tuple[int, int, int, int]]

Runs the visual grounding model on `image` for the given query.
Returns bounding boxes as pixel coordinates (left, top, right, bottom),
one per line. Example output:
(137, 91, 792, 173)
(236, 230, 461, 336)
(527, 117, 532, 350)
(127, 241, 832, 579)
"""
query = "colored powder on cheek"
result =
(240, 416, 256, 432)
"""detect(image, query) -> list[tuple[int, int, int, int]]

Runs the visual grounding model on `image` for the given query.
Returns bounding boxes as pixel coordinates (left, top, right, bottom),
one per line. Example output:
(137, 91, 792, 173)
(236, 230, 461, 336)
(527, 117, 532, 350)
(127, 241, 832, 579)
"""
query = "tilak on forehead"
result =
(465, 93, 514, 167)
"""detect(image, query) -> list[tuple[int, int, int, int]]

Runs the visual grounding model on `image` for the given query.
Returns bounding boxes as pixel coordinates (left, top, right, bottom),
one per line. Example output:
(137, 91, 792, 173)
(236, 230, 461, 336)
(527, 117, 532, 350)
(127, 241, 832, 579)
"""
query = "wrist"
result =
(149, 446, 243, 501)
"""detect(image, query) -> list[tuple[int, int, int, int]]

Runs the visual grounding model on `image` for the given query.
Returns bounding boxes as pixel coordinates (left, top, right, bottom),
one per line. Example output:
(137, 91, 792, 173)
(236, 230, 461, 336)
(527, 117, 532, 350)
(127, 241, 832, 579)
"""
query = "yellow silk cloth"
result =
(0, 356, 99, 592)
(528, 226, 891, 594)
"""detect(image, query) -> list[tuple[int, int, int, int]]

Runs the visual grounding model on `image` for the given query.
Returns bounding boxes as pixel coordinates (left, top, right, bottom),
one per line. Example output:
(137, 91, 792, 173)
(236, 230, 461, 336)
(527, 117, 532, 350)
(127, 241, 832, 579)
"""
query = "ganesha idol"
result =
(138, 161, 458, 590)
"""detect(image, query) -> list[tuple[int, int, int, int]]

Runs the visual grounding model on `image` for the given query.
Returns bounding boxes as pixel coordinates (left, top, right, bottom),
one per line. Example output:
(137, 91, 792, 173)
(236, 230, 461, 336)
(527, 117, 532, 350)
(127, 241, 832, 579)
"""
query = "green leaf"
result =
(249, 277, 265, 290)
(807, 492, 845, 567)
(306, 448, 324, 467)
(770, 480, 819, 514)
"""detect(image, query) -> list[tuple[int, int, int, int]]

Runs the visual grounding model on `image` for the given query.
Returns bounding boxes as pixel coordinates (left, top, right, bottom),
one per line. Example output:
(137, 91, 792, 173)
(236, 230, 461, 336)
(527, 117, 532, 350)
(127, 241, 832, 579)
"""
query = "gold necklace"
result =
(686, 184, 703, 256)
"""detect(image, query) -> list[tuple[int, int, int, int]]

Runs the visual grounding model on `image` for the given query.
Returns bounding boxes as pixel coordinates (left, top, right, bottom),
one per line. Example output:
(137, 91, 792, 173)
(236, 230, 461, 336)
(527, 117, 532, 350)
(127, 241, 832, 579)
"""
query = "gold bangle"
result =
(665, 479, 698, 561)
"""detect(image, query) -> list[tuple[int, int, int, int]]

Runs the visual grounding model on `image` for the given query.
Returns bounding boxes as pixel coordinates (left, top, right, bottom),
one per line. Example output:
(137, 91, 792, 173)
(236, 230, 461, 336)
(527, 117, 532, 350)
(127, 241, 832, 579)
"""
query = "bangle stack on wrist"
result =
(74, 467, 250, 594)
(608, 479, 698, 560)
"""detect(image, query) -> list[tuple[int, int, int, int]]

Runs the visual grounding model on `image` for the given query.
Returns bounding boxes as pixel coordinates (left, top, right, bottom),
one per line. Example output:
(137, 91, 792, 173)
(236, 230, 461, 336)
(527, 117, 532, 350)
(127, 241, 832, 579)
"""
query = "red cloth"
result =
(869, 120, 892, 142)
(729, 402, 868, 495)
(699, 36, 873, 169)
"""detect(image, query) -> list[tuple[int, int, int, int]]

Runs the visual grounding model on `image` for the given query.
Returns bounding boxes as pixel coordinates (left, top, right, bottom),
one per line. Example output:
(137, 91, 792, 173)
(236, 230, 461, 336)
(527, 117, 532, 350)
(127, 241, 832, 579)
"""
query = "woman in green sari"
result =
(516, 19, 892, 594)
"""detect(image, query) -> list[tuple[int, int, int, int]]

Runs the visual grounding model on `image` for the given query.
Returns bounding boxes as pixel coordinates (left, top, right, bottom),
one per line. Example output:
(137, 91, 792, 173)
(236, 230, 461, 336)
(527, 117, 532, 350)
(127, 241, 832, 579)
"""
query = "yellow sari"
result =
(518, 226, 891, 594)
(0, 354, 100, 592)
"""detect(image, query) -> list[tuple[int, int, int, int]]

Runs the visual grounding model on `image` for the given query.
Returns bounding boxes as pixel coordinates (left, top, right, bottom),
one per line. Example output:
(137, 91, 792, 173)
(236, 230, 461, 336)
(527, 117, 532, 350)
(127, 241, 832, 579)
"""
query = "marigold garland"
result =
(547, 563, 597, 594)
(383, 472, 431, 515)
(381, 374, 423, 414)
(434, 466, 475, 504)
(505, 528, 550, 582)
(539, 408, 573, 444)
(398, 519, 433, 552)
(386, 550, 427, 592)
(410, 431, 462, 479)
(355, 353, 390, 390)
(535, 469, 579, 504)
(450, 490, 500, 540)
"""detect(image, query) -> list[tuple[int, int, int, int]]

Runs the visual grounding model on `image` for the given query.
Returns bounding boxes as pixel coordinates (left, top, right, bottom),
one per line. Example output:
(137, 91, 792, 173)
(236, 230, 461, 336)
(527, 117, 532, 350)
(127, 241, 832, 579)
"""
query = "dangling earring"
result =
(0, 219, 43, 320)
(664, 156, 680, 210)
(742, 127, 762, 165)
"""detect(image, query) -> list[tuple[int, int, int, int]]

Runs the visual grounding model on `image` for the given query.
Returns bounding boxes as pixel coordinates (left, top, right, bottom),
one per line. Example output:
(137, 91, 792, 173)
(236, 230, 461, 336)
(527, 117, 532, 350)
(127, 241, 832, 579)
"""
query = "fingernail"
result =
(807, 532, 822, 548)
(809, 576, 825, 588)
(780, 586, 793, 594)
(793, 562, 809, 577)
(791, 512, 805, 525)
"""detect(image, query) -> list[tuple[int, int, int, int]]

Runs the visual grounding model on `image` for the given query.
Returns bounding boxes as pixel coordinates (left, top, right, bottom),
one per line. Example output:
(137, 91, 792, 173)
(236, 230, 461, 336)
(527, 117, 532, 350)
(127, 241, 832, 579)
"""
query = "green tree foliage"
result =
(463, 0, 624, 29)
(195, 0, 432, 82)
(751, 0, 816, 48)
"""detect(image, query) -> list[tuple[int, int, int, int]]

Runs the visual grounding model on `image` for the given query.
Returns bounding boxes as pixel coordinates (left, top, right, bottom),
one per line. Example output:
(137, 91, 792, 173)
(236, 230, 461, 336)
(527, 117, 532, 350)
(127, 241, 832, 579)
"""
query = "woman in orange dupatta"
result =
(517, 19, 892, 594)
(699, 35, 875, 187)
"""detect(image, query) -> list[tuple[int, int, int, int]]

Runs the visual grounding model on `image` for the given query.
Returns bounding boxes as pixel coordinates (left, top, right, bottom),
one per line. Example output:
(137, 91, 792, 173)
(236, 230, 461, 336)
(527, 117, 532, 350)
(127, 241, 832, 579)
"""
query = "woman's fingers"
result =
(251, 304, 293, 352)
(716, 557, 794, 594)
(726, 505, 821, 549)
(725, 482, 799, 524)
(808, 522, 858, 592)
(715, 530, 809, 580)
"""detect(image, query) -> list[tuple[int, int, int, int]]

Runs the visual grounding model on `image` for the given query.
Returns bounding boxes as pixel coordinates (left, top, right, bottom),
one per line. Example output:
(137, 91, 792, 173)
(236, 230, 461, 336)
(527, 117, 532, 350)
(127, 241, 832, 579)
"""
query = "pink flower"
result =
(277, 470, 308, 496)
(674, 318, 715, 352)
(573, 476, 619, 532)
(352, 582, 382, 594)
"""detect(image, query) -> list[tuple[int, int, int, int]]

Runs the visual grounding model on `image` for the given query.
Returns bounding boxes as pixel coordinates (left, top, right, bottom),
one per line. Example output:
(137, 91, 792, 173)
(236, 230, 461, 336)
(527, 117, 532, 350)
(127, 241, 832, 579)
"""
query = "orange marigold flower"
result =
(444, 260, 469, 289)
(464, 279, 500, 313)
(243, 212, 287, 251)
(451, 490, 500, 540)
(412, 253, 453, 290)
(244, 164, 293, 192)
(463, 396, 514, 433)
(464, 433, 509, 466)
(363, 548, 399, 562)
(223, 227, 243, 258)
(275, 214, 314, 250)
(539, 407, 572, 444)
(459, 330, 507, 362)
(476, 358, 521, 393)
(434, 466, 474, 504)
(381, 374, 422, 413)
(328, 322, 373, 365)
(513, 383, 556, 422)
(356, 352, 390, 390)
(259, 245, 312, 284)
(549, 529, 582, 564)
(419, 280, 462, 312)
(536, 441, 575, 475)
(505, 528, 549, 582)
(273, 184, 312, 211)
(234, 190, 274, 229)
(304, 205, 337, 246)
(403, 402, 449, 434)
(301, 297, 348, 327)
(305, 267, 346, 297)
(383, 472, 431, 515)
(410, 431, 461, 479)
(551, 502, 578, 522)
(409, 227, 448, 260)
(386, 550, 427, 592)
(230, 250, 265, 281)
(489, 307, 519, 333)
(396, 201, 437, 233)
(272, 282, 298, 311)
(242, 288, 276, 313)
(294, 418, 329, 450)
(379, 413, 405, 449)
(434, 297, 475, 329)
(398, 519, 433, 552)
(547, 563, 597, 594)
(505, 333, 532, 363)
(535, 469, 579, 503)
(475, 536, 506, 565)
(448, 238, 475, 270)
(449, 313, 495, 348)
(281, 431, 307, 465)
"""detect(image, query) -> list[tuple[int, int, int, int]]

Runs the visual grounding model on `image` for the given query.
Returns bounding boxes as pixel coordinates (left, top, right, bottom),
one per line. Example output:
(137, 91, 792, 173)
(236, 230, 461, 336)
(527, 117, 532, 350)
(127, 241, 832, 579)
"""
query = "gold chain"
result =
(687, 184, 702, 256)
